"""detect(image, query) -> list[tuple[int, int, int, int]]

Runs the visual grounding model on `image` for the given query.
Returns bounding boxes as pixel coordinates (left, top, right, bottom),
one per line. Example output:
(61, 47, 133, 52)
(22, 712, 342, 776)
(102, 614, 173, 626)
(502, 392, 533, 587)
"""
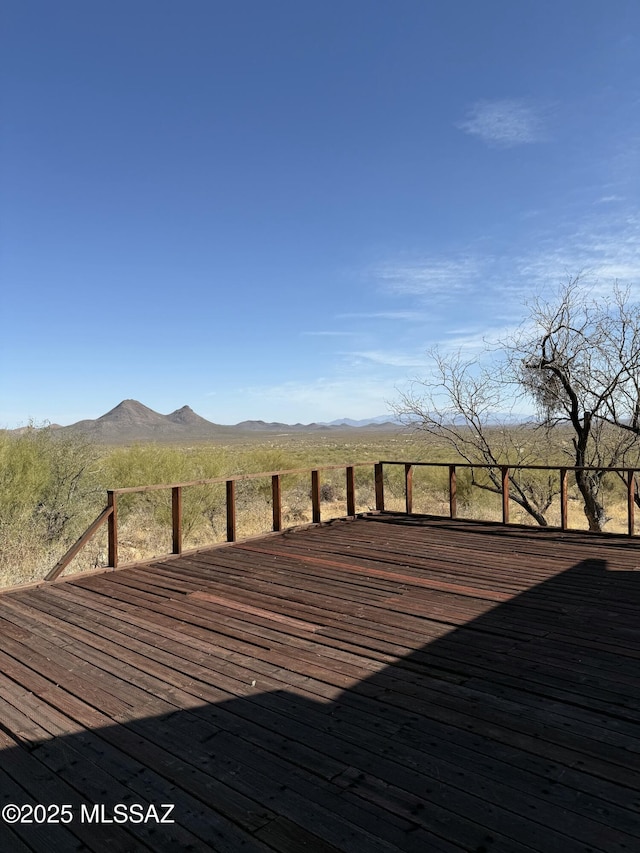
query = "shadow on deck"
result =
(0, 514, 639, 852)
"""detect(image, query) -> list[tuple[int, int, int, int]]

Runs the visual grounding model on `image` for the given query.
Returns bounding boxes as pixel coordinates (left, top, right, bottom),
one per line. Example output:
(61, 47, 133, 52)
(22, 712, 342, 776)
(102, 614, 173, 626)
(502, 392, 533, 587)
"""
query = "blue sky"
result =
(2, 0, 639, 427)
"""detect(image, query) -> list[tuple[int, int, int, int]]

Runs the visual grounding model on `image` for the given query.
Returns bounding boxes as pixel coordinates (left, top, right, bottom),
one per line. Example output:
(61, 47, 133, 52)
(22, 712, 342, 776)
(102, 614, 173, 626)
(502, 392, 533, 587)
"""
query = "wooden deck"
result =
(1, 513, 639, 852)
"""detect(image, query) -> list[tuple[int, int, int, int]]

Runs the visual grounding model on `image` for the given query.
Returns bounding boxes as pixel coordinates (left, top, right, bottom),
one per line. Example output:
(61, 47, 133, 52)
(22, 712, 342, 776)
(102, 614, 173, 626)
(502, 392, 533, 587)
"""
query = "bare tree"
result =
(395, 276, 640, 532)
(509, 278, 640, 530)
(591, 286, 640, 434)
(393, 349, 557, 526)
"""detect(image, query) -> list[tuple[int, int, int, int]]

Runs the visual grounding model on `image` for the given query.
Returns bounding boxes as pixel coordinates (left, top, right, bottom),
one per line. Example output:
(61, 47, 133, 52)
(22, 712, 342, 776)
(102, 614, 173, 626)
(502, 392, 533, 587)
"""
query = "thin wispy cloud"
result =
(436, 323, 524, 355)
(517, 210, 640, 294)
(359, 206, 640, 385)
(348, 350, 427, 368)
(300, 330, 355, 337)
(374, 257, 481, 297)
(337, 311, 429, 321)
(458, 98, 546, 148)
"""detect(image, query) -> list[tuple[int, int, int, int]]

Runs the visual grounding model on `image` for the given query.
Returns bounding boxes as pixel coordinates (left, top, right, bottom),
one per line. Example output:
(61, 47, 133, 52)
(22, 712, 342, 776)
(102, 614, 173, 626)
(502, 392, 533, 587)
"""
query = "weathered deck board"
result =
(1, 513, 639, 851)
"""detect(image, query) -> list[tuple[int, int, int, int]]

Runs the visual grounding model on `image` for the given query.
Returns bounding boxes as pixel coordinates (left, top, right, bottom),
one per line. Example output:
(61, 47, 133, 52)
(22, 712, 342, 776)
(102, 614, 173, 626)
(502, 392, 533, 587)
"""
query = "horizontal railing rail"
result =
(45, 459, 639, 583)
(379, 461, 639, 473)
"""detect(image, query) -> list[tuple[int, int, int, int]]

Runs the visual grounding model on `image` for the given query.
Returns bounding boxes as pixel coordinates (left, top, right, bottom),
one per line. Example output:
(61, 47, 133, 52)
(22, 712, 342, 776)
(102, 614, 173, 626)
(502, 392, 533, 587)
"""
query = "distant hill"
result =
(9, 423, 63, 435)
(324, 415, 402, 427)
(33, 400, 401, 443)
(234, 420, 293, 431)
(52, 400, 226, 443)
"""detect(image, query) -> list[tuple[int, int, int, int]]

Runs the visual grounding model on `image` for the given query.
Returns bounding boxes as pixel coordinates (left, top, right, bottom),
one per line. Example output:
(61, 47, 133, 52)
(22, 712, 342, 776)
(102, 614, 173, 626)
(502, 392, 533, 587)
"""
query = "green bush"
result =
(101, 444, 228, 536)
(0, 426, 102, 579)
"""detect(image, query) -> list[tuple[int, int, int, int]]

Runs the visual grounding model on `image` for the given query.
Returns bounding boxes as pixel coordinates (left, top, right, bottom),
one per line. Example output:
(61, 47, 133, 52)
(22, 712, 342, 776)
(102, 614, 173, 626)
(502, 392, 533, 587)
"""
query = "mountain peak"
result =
(98, 400, 163, 424)
(166, 405, 214, 426)
(97, 399, 166, 426)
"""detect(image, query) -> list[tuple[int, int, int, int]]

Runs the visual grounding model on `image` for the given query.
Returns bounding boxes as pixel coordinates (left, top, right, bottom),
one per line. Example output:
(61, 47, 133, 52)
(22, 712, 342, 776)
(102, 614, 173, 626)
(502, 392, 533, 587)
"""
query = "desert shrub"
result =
(0, 426, 102, 538)
(234, 447, 291, 474)
(230, 448, 301, 509)
(0, 426, 102, 580)
(319, 482, 339, 502)
(101, 443, 227, 537)
(284, 477, 312, 524)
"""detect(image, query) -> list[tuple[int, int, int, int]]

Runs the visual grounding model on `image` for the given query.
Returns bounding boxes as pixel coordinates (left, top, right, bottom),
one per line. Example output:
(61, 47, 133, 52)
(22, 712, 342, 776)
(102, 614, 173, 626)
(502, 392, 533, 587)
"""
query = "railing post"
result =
(405, 463, 413, 515)
(172, 486, 183, 554)
(449, 465, 457, 519)
(311, 469, 321, 523)
(374, 463, 385, 511)
(501, 466, 510, 525)
(346, 466, 355, 516)
(272, 474, 282, 531)
(107, 490, 118, 568)
(560, 468, 568, 530)
(628, 470, 635, 536)
(226, 479, 236, 542)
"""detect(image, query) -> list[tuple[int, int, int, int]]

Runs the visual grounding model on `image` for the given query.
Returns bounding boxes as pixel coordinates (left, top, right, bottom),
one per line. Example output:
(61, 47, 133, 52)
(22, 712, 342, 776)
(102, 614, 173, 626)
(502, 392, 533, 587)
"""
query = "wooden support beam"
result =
(45, 505, 113, 581)
(346, 466, 355, 517)
(272, 474, 282, 532)
(172, 486, 183, 554)
(628, 470, 635, 536)
(501, 467, 510, 525)
(226, 480, 236, 542)
(374, 463, 385, 511)
(449, 465, 457, 519)
(405, 464, 413, 515)
(107, 491, 118, 568)
(560, 468, 568, 531)
(311, 470, 321, 524)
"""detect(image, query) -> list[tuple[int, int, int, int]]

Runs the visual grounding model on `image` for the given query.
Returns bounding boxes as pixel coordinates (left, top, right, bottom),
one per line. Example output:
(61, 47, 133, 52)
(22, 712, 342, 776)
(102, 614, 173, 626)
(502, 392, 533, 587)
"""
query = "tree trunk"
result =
(575, 470, 606, 532)
(470, 472, 550, 526)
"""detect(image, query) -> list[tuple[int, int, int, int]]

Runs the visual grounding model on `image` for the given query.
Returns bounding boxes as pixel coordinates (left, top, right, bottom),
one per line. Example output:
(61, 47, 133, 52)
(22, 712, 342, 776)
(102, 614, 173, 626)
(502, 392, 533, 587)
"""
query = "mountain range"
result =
(30, 400, 400, 443)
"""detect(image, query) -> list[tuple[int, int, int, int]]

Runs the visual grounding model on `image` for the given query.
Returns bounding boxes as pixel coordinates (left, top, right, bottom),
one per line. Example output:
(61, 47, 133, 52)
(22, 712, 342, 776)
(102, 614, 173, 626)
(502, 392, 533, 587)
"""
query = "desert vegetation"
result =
(1, 416, 639, 590)
(0, 426, 104, 587)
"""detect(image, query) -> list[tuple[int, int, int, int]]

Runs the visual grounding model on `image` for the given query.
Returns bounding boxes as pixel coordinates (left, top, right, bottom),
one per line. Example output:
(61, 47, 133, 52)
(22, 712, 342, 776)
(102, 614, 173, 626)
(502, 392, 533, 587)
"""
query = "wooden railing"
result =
(46, 462, 375, 581)
(379, 460, 637, 536)
(45, 460, 639, 582)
